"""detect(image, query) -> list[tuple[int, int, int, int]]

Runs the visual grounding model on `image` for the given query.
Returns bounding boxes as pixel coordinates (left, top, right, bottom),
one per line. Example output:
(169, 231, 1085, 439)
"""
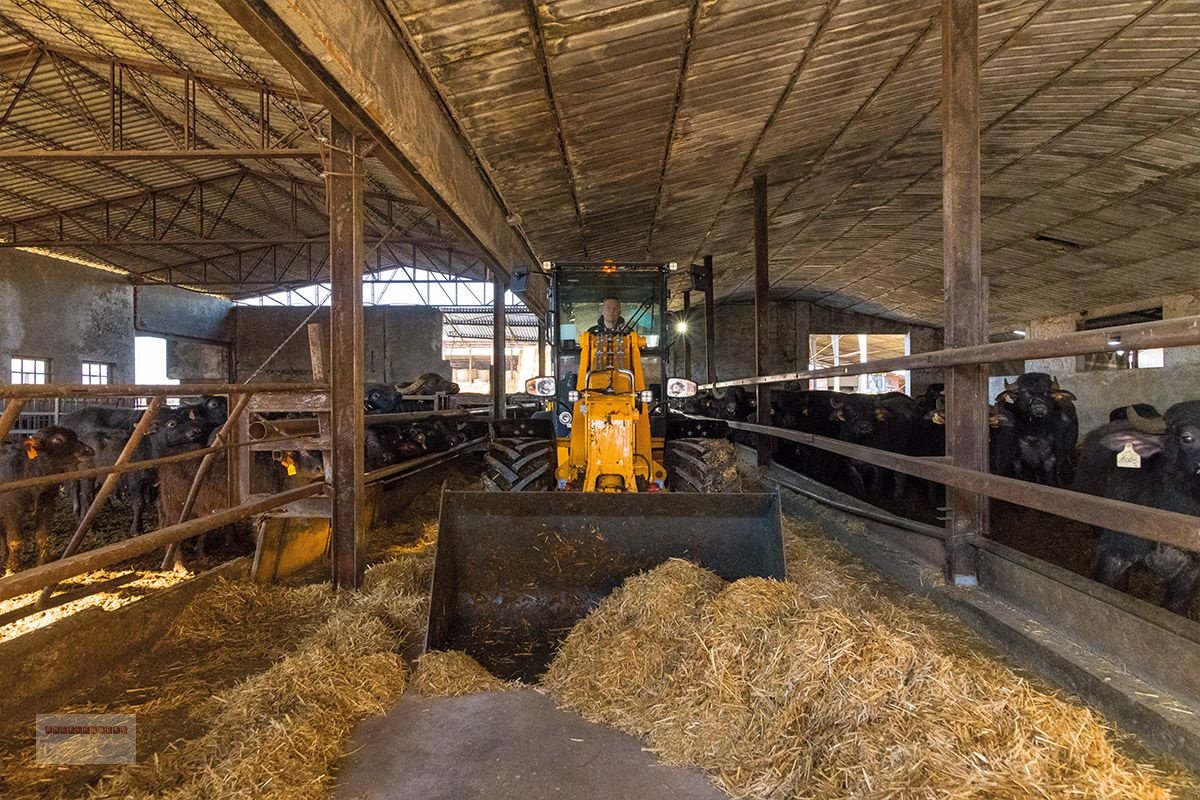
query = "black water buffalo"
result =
(829, 393, 919, 503)
(991, 373, 1078, 487)
(1074, 402, 1200, 614)
(365, 383, 401, 414)
(771, 389, 843, 480)
(1, 426, 94, 573)
(364, 424, 427, 471)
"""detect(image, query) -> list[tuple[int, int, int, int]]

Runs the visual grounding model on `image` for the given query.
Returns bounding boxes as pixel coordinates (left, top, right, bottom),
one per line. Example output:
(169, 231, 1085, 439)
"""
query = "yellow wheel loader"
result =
(429, 262, 785, 680)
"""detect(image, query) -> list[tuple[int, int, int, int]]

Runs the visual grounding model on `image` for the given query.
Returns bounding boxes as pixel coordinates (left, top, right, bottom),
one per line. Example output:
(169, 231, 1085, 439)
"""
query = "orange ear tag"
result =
(24, 444, 38, 460)
(281, 454, 297, 476)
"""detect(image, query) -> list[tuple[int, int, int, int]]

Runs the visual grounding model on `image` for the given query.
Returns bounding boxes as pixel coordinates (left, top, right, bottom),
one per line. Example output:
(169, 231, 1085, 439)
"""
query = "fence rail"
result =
(719, 417, 1199, 554)
(0, 383, 327, 605)
(701, 314, 1200, 390)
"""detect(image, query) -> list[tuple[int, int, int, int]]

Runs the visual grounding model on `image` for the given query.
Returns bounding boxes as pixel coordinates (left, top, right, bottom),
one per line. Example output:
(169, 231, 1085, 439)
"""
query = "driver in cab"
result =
(588, 296, 627, 335)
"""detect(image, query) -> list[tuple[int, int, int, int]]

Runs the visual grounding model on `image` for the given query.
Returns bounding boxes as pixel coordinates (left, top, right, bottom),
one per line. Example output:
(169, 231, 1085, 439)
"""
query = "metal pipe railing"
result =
(701, 314, 1200, 390)
(364, 436, 486, 484)
(0, 382, 325, 399)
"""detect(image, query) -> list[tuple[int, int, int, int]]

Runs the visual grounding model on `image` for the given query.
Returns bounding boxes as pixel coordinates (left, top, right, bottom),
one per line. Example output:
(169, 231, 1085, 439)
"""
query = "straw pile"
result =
(544, 535, 1180, 799)
(88, 548, 434, 800)
(411, 650, 510, 696)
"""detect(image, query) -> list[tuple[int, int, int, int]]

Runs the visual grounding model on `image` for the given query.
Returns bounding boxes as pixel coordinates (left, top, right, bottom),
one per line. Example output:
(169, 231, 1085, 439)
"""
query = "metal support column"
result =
(537, 318, 547, 377)
(328, 118, 365, 590)
(682, 291, 692, 380)
(753, 174, 772, 466)
(703, 254, 716, 385)
(493, 274, 507, 420)
(942, 0, 987, 585)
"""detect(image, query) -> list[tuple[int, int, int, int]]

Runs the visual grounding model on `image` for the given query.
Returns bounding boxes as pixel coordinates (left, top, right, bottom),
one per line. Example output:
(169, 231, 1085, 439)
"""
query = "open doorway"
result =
(809, 334, 910, 394)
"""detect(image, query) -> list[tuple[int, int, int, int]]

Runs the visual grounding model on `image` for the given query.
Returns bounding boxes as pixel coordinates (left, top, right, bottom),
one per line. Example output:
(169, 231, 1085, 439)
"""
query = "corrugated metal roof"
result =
(1, 0, 1197, 326)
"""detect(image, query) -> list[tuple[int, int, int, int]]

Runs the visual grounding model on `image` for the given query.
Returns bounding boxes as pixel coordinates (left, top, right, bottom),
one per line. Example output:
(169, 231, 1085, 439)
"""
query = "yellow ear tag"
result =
(1116, 443, 1141, 469)
(281, 454, 297, 476)
(24, 444, 37, 460)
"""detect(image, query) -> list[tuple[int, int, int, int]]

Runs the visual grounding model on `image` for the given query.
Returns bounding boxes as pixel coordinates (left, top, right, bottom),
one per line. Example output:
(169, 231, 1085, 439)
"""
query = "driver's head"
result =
(601, 296, 622, 328)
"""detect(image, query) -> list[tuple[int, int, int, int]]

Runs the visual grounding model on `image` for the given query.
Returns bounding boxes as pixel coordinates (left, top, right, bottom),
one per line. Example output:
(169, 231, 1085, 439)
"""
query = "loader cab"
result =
(548, 262, 671, 436)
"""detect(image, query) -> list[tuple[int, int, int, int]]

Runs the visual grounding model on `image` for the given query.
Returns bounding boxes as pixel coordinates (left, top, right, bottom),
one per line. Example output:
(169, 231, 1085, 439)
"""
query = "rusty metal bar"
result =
(493, 273, 507, 421)
(702, 314, 1200, 391)
(0, 148, 322, 161)
(0, 432, 294, 496)
(0, 483, 324, 605)
(537, 319, 547, 376)
(161, 393, 254, 570)
(0, 238, 451, 247)
(753, 173, 772, 467)
(31, 44, 319, 100)
(364, 436, 486, 484)
(39, 396, 164, 605)
(942, 0, 986, 584)
(247, 408, 479, 441)
(0, 382, 321, 399)
(722, 418, 1200, 554)
(682, 291, 692, 380)
(703, 254, 716, 384)
(328, 118, 365, 591)
(0, 399, 29, 443)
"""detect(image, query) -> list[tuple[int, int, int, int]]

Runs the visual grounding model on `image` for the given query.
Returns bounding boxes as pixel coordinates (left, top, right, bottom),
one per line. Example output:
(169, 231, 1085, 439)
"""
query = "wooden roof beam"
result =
(216, 0, 544, 313)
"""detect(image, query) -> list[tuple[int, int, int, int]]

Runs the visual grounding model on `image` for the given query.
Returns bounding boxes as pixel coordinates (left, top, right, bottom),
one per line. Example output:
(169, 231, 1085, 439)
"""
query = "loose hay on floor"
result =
(85, 549, 434, 800)
(411, 650, 510, 696)
(543, 544, 1184, 799)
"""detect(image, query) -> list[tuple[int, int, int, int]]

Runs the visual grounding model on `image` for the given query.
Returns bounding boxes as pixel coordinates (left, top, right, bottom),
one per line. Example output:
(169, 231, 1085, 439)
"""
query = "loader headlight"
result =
(558, 411, 572, 426)
(567, 389, 580, 402)
(525, 376, 556, 397)
(639, 390, 654, 403)
(666, 378, 698, 398)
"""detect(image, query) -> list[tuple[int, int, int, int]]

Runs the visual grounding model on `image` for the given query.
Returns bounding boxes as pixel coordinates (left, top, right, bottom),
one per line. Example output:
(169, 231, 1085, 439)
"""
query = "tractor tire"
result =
(666, 437, 741, 493)
(482, 437, 555, 492)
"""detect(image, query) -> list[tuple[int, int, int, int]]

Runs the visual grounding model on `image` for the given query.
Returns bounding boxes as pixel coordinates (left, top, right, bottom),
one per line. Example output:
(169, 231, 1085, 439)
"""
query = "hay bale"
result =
(411, 650, 510, 696)
(543, 555, 1180, 799)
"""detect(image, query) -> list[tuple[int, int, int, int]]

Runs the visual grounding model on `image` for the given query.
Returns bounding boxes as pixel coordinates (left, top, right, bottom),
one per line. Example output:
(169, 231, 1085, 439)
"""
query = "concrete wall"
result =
(673, 299, 943, 396)
(0, 250, 135, 384)
(1056, 364, 1200, 436)
(134, 284, 235, 383)
(232, 305, 449, 383)
(1018, 290, 1200, 435)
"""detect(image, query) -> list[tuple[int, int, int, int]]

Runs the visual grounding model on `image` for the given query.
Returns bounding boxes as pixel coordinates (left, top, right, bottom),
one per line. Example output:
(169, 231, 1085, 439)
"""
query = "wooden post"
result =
(703, 254, 716, 385)
(682, 291, 692, 380)
(753, 173, 772, 466)
(942, 0, 987, 585)
(493, 274, 507, 420)
(328, 117, 364, 590)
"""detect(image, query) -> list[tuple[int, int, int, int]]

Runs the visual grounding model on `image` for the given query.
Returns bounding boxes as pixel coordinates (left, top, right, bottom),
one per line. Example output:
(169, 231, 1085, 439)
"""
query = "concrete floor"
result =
(333, 689, 727, 799)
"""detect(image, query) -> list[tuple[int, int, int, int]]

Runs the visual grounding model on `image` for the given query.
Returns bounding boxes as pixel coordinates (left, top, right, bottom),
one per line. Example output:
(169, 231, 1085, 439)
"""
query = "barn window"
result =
(1078, 309, 1164, 371)
(808, 334, 910, 394)
(11, 356, 49, 384)
(81, 361, 111, 385)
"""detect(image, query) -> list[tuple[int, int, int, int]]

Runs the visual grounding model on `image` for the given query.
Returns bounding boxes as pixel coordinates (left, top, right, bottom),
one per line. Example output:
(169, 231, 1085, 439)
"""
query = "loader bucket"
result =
(427, 490, 785, 681)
